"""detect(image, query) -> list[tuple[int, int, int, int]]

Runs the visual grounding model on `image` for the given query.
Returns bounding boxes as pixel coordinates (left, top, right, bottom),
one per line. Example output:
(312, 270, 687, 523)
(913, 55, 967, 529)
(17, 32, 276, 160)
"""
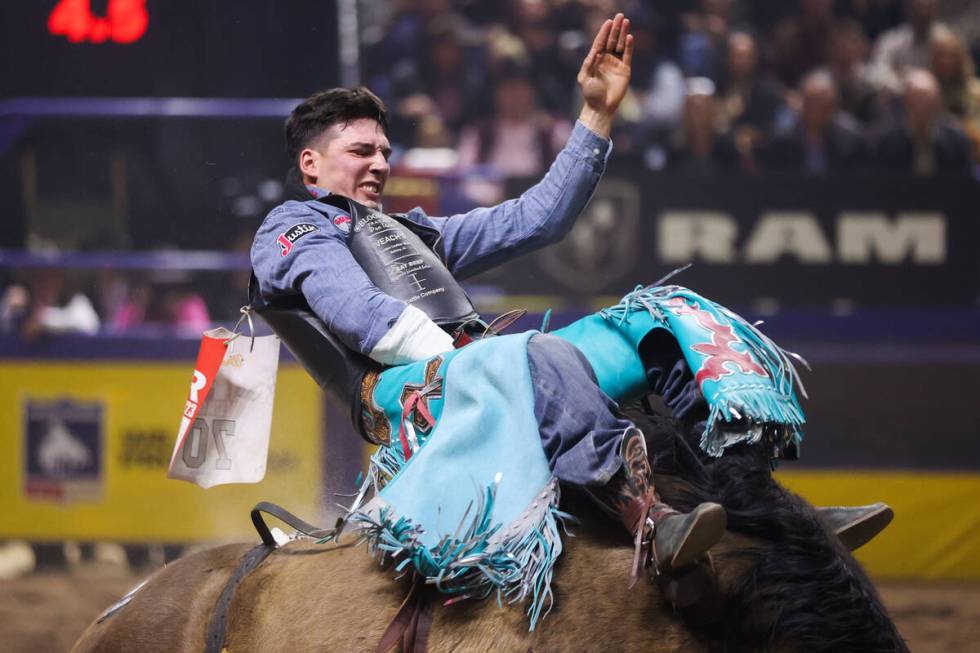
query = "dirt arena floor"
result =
(1, 560, 978, 652)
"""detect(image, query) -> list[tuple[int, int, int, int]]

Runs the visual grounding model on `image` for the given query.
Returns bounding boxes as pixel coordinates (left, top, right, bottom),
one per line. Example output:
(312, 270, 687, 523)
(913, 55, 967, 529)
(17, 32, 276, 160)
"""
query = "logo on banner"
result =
(24, 398, 104, 503)
(333, 213, 352, 234)
(656, 211, 947, 265)
(277, 223, 319, 256)
(539, 180, 640, 293)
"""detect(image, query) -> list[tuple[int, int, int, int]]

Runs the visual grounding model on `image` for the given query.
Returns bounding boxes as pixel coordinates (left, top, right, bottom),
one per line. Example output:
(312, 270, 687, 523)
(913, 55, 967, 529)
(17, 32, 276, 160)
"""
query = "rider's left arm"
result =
(417, 122, 611, 279)
(418, 14, 634, 279)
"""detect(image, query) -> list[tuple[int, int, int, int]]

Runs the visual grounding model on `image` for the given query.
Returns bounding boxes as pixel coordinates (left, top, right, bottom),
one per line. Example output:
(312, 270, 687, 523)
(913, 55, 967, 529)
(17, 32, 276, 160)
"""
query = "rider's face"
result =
(301, 118, 391, 208)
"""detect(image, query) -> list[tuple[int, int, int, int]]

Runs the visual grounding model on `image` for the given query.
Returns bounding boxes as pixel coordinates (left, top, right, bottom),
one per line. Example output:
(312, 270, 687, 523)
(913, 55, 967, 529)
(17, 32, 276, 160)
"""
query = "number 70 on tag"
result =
(180, 418, 236, 471)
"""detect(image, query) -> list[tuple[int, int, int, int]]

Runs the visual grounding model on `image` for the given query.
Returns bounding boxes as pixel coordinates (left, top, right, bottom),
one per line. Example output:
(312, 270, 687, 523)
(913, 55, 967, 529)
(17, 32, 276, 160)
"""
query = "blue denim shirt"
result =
(251, 121, 611, 358)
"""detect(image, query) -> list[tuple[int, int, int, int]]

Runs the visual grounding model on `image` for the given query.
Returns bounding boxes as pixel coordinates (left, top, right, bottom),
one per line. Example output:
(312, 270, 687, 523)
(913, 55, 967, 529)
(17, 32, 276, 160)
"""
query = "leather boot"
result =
(817, 502, 893, 551)
(649, 501, 727, 572)
(594, 427, 727, 577)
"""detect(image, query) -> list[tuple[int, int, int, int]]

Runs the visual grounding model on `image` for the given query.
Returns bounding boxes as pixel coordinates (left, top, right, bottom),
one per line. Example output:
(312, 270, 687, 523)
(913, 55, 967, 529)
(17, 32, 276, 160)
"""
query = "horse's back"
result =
(225, 535, 702, 652)
(71, 539, 419, 653)
(430, 532, 703, 653)
(224, 540, 412, 652)
(71, 543, 253, 653)
(72, 531, 706, 653)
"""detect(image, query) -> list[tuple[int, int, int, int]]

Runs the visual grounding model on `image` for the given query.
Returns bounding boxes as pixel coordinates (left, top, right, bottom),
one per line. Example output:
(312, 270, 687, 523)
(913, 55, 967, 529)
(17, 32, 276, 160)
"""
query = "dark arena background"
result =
(1, 1, 979, 650)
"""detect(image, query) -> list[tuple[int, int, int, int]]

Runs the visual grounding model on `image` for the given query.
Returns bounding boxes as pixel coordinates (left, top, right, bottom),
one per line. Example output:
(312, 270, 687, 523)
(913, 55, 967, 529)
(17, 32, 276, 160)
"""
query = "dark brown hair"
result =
(284, 87, 390, 165)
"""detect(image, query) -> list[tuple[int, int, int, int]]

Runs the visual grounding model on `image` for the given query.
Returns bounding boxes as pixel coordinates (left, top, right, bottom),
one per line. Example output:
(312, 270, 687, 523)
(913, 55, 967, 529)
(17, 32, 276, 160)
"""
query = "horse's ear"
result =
(818, 504, 894, 551)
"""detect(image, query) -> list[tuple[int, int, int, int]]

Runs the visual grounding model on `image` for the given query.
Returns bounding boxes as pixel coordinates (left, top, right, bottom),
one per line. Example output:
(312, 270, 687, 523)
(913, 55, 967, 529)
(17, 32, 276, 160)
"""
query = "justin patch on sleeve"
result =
(277, 223, 319, 256)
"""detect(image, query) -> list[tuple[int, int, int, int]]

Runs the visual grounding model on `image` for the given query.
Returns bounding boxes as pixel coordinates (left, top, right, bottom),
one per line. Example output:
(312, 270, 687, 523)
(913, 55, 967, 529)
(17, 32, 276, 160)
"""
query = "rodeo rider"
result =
(249, 14, 889, 597)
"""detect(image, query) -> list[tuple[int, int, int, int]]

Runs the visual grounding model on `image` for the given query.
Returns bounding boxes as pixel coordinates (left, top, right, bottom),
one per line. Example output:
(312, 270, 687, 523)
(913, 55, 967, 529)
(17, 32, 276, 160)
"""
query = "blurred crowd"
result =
(363, 0, 980, 177)
(5, 0, 980, 339)
(0, 258, 251, 341)
(0, 267, 215, 340)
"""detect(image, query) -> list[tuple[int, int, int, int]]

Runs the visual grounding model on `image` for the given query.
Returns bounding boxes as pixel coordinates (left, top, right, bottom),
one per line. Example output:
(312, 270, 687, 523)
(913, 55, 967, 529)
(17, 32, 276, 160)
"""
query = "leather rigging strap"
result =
(374, 574, 434, 653)
(203, 502, 343, 653)
(203, 543, 274, 653)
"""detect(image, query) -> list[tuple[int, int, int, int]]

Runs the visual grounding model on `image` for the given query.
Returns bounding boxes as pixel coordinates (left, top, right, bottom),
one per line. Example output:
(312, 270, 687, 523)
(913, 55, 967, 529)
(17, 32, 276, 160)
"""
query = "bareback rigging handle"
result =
(250, 501, 339, 547)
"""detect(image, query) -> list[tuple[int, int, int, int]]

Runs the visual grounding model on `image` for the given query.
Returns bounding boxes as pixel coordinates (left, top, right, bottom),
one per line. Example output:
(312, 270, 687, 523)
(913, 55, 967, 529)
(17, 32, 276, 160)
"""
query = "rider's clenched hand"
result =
(577, 13, 634, 138)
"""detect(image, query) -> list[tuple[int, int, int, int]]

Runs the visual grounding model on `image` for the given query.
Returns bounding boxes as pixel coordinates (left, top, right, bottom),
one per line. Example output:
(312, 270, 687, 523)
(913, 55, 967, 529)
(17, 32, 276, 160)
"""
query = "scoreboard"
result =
(47, 0, 149, 44)
(1, 1, 340, 97)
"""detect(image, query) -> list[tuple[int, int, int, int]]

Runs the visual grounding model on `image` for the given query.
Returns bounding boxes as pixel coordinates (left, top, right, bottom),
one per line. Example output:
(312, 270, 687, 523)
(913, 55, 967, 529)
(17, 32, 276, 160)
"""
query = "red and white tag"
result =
(171, 333, 226, 460)
(168, 327, 280, 488)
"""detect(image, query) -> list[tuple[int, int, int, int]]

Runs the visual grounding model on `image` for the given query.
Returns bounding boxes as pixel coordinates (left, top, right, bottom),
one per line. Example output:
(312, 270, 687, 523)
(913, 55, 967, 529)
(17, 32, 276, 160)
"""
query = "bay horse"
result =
(72, 412, 908, 652)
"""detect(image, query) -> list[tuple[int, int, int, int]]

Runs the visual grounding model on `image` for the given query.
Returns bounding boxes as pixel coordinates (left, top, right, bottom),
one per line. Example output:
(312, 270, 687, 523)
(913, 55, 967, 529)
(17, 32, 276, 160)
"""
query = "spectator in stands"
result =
(636, 13, 686, 134)
(109, 277, 151, 332)
(676, 0, 734, 82)
(111, 268, 210, 335)
(868, 0, 944, 95)
(929, 24, 980, 165)
(930, 26, 980, 127)
(936, 0, 980, 55)
(388, 17, 488, 148)
(10, 269, 100, 341)
(371, 0, 454, 66)
(601, 8, 682, 158)
(662, 77, 739, 175)
(507, 0, 579, 115)
(740, 0, 798, 38)
(870, 69, 974, 176)
(714, 31, 785, 141)
(826, 20, 880, 124)
(363, 0, 429, 98)
(457, 64, 571, 177)
(769, 0, 837, 89)
(837, 0, 904, 41)
(760, 71, 866, 175)
(0, 283, 29, 333)
(160, 282, 211, 336)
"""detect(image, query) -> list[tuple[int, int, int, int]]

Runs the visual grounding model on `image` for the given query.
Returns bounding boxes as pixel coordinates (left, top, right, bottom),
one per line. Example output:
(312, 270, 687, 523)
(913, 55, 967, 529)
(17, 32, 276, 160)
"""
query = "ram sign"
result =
(493, 173, 979, 307)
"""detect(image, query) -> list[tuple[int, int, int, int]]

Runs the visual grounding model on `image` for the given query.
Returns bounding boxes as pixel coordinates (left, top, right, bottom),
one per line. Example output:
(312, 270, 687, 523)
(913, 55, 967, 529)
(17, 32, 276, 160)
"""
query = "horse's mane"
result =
(625, 410, 909, 653)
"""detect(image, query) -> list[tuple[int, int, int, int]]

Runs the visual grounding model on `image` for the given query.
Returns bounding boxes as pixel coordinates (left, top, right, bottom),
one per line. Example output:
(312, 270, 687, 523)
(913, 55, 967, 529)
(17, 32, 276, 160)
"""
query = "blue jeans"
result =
(527, 333, 699, 487)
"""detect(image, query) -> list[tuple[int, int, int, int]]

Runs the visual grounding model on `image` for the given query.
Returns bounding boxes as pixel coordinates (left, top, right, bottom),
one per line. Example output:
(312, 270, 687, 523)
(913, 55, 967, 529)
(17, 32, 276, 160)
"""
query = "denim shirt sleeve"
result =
(422, 121, 611, 279)
(250, 200, 407, 356)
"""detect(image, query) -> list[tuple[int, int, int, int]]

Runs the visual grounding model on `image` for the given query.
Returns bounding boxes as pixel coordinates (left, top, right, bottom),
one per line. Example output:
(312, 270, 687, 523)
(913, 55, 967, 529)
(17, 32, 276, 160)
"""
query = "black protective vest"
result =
(335, 195, 479, 325)
(250, 193, 479, 433)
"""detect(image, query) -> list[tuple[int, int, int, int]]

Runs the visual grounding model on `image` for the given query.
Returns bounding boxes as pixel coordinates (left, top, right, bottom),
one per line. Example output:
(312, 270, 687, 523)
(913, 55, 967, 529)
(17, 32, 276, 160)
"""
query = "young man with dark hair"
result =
(253, 13, 729, 580)
(282, 86, 392, 209)
(250, 14, 890, 616)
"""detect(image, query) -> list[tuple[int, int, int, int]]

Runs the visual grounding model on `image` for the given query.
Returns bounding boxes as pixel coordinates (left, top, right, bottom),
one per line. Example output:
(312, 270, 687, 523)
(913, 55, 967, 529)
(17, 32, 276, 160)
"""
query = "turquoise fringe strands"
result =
(346, 333, 569, 630)
(340, 283, 807, 630)
(556, 284, 807, 456)
(351, 479, 570, 630)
